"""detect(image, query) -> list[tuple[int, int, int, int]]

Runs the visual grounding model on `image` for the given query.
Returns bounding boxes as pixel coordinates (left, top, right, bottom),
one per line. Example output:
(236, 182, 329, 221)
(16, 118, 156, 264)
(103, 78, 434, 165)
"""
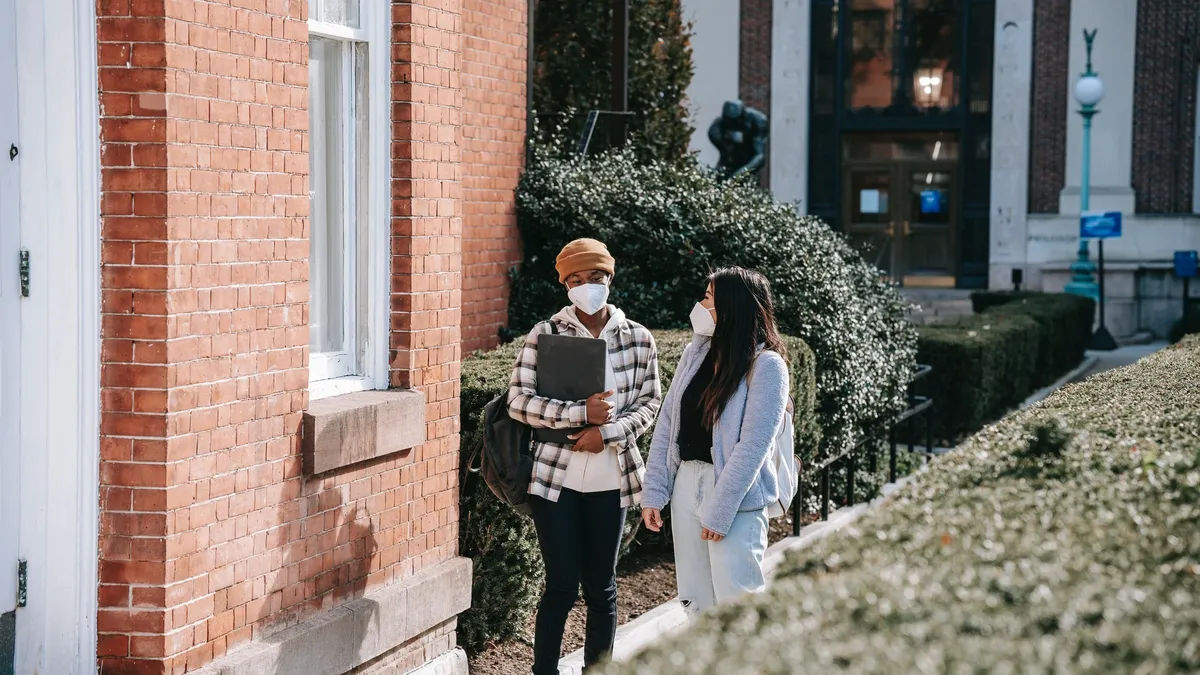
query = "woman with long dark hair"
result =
(640, 267, 791, 618)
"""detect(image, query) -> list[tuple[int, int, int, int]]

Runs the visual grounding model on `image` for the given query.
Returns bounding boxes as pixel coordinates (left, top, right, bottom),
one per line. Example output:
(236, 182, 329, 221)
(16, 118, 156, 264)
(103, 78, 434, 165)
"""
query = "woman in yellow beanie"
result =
(507, 238, 662, 674)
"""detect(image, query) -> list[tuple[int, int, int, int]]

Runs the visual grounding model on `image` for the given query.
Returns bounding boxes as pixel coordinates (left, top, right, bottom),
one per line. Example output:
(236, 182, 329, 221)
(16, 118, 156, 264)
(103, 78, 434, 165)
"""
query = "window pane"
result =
(846, 0, 896, 109)
(908, 0, 960, 109)
(843, 134, 959, 163)
(311, 0, 360, 28)
(967, 1, 994, 114)
(811, 3, 838, 115)
(310, 36, 346, 355)
(353, 42, 371, 339)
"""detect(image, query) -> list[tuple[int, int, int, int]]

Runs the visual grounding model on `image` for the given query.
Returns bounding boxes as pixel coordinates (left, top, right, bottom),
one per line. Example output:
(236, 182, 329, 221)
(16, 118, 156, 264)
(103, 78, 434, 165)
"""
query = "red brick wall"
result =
(1027, 0, 1070, 214)
(388, 0, 464, 570)
(98, 0, 314, 670)
(460, 0, 526, 352)
(97, 0, 173, 667)
(96, 0, 475, 671)
(739, 0, 771, 188)
(1131, 0, 1198, 214)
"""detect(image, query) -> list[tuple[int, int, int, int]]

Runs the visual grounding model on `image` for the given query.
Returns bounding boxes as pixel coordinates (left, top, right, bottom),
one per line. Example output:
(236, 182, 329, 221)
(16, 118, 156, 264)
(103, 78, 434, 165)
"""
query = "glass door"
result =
(901, 166, 956, 286)
(842, 133, 959, 286)
(844, 166, 901, 280)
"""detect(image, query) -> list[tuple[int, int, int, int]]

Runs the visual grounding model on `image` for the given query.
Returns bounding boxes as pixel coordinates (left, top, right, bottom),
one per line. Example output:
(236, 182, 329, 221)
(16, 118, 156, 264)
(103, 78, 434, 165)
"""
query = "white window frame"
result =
(308, 0, 390, 400)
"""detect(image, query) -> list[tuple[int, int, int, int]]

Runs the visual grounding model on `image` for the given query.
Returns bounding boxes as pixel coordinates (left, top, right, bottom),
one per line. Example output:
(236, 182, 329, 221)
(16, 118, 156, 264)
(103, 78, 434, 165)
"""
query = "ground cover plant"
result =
(604, 336, 1200, 674)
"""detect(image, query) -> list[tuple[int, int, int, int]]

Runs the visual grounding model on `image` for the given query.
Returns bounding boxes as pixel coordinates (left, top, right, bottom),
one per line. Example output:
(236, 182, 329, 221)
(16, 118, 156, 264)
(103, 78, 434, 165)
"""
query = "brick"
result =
(94, 0, 512, 671)
(1028, 0, 1070, 214)
(1130, 0, 1198, 213)
(456, 0, 525, 352)
(739, 0, 771, 188)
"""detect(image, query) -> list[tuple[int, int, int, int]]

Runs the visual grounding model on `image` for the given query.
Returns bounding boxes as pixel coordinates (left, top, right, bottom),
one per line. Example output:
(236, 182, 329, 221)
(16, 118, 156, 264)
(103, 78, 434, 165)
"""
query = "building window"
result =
(309, 0, 388, 397)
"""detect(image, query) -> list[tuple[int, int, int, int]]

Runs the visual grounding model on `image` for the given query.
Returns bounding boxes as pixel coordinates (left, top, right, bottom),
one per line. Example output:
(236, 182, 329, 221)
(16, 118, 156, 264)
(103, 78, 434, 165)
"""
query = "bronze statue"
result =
(707, 100, 768, 180)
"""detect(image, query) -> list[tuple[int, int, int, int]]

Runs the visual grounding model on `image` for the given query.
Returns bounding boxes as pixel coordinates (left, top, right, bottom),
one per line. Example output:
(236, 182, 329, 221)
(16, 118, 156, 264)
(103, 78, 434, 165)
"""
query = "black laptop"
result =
(533, 333, 607, 445)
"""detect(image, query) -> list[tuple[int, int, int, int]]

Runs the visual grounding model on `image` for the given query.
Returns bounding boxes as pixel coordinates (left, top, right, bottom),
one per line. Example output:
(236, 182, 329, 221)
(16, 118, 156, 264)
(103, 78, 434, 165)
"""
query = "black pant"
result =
(529, 489, 626, 675)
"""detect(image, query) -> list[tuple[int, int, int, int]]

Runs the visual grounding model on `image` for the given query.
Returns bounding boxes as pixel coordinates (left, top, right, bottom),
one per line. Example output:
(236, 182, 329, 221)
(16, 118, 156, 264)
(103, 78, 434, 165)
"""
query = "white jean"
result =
(670, 460, 768, 620)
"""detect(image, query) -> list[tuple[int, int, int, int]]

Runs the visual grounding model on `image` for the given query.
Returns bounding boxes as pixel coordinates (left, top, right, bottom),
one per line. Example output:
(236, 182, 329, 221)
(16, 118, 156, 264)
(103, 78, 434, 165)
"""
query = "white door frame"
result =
(0, 0, 22, 625)
(12, 0, 101, 672)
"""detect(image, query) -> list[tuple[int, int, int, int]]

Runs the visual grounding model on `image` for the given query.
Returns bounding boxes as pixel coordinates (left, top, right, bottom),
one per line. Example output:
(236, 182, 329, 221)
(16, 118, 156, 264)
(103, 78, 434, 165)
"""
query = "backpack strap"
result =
(747, 351, 794, 415)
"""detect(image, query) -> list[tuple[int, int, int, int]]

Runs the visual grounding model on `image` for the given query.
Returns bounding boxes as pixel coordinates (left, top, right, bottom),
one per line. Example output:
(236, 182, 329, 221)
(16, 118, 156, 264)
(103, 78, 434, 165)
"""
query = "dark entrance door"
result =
(806, 0, 995, 288)
(843, 133, 958, 286)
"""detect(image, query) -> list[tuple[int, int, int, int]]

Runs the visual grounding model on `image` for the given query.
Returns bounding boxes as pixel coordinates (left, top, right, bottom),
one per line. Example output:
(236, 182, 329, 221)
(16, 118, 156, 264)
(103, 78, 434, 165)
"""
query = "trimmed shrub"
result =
(456, 359, 538, 653)
(532, 0, 693, 162)
(972, 291, 1095, 384)
(914, 293, 1095, 444)
(968, 289, 1040, 314)
(914, 313, 1040, 443)
(605, 337, 1200, 675)
(457, 328, 817, 653)
(510, 148, 918, 461)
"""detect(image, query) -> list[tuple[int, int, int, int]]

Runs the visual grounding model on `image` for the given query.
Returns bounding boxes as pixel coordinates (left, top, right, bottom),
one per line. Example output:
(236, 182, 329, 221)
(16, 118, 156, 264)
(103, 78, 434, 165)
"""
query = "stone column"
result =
(1058, 0, 1138, 214)
(682, 0, 740, 167)
(769, 0, 810, 209)
(988, 0, 1035, 289)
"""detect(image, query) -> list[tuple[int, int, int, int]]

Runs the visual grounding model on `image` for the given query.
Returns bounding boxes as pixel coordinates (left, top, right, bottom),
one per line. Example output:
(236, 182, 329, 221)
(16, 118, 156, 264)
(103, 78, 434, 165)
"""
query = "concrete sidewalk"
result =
(1067, 343, 1168, 385)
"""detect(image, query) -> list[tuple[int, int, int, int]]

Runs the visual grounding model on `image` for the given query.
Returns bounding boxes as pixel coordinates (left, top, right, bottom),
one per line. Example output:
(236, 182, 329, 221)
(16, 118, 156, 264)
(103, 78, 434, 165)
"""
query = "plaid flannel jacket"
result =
(507, 306, 662, 507)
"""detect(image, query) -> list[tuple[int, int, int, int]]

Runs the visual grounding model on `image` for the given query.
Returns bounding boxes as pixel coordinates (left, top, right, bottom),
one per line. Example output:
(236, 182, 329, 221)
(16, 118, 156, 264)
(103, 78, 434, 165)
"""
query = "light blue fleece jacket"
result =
(641, 335, 789, 536)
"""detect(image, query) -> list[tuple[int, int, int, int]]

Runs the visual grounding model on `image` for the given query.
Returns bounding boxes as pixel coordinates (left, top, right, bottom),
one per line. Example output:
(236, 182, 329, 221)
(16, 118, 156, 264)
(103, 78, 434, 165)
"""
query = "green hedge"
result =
(606, 337, 1200, 674)
(457, 329, 818, 653)
(914, 293, 1095, 444)
(971, 291, 1096, 384)
(511, 147, 917, 460)
(968, 289, 1040, 314)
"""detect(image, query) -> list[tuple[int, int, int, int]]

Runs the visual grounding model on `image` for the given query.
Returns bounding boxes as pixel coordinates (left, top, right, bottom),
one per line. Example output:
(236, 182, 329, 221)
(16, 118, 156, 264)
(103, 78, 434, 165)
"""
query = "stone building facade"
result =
(684, 0, 1200, 338)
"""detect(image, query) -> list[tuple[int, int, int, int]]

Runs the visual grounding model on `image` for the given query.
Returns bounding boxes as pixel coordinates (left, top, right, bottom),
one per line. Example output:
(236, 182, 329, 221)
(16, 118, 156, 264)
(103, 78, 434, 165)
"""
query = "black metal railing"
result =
(791, 365, 934, 536)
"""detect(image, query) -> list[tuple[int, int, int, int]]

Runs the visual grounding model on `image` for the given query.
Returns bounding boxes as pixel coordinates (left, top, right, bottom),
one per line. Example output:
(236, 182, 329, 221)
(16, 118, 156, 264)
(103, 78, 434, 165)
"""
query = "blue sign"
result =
(1175, 250, 1199, 279)
(920, 189, 944, 215)
(1080, 211, 1122, 239)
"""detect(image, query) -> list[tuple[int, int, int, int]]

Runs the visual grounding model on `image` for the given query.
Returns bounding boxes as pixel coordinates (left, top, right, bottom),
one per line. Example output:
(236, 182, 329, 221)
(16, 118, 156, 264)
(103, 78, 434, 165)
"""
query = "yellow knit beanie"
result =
(555, 238, 615, 283)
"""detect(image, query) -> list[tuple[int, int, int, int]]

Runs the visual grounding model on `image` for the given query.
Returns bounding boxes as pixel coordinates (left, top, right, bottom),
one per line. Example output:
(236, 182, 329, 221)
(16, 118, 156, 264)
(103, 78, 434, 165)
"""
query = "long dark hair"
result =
(700, 267, 788, 427)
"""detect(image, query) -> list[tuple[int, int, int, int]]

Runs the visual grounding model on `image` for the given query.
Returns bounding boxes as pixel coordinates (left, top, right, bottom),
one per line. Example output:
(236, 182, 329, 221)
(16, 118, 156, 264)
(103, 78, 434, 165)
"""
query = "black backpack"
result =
(469, 394, 534, 516)
(468, 322, 562, 515)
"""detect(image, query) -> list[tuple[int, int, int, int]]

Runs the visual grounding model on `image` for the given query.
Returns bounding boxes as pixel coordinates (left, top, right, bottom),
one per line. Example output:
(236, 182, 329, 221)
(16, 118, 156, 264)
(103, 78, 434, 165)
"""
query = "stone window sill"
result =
(302, 389, 426, 475)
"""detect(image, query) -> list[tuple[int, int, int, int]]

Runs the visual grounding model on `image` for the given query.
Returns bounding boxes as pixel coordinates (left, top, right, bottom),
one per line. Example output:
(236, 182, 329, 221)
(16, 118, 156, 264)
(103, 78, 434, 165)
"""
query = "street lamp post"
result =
(1064, 29, 1102, 303)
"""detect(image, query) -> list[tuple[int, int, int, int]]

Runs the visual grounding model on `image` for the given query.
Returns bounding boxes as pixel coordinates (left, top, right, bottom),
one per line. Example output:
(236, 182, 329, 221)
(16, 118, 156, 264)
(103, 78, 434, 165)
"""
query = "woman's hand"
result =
(568, 427, 605, 454)
(585, 390, 615, 425)
(701, 527, 724, 542)
(642, 507, 663, 532)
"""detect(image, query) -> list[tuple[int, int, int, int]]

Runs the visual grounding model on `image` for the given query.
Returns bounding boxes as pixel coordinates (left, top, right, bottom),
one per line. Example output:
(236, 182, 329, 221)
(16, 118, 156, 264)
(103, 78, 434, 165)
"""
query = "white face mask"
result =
(567, 283, 610, 316)
(689, 302, 716, 337)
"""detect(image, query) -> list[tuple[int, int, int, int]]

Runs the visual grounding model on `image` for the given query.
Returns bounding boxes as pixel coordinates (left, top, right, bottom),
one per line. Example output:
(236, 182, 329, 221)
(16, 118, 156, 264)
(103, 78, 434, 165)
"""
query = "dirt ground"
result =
(467, 514, 802, 675)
